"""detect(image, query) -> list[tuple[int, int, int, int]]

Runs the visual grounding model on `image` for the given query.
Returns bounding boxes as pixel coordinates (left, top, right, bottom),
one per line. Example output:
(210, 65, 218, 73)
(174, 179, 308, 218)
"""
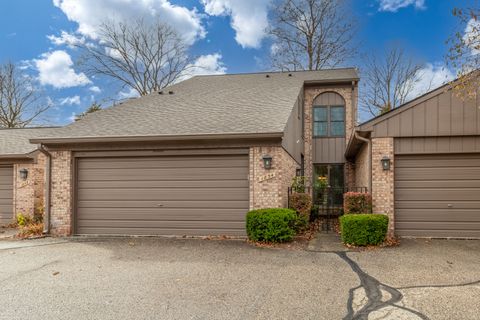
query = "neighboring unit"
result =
(0, 128, 56, 226)
(347, 76, 480, 238)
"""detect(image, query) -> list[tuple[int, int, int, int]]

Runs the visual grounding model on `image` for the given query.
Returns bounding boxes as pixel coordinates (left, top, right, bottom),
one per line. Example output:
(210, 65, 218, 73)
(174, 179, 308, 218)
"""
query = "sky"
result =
(0, 0, 473, 125)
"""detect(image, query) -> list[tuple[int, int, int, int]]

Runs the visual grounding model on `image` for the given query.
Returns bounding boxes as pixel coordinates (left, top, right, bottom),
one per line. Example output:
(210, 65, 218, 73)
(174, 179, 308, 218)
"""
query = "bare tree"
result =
(74, 101, 102, 122)
(0, 62, 51, 128)
(361, 47, 424, 116)
(269, 0, 356, 71)
(77, 19, 191, 96)
(446, 4, 480, 99)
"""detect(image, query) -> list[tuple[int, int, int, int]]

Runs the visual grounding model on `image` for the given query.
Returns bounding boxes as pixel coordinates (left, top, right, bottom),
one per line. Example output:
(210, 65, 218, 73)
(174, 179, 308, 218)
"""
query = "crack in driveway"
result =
(335, 252, 429, 320)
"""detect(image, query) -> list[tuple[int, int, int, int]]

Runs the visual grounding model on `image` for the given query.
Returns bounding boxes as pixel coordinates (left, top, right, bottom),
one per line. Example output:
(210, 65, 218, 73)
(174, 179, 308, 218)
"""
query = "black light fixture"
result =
(19, 168, 29, 180)
(262, 154, 273, 170)
(381, 156, 391, 171)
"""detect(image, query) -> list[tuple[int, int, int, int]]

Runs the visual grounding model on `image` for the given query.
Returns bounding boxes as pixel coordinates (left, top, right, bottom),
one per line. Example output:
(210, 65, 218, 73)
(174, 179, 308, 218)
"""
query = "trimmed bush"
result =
(246, 208, 297, 243)
(340, 214, 389, 246)
(344, 192, 372, 214)
(289, 192, 312, 232)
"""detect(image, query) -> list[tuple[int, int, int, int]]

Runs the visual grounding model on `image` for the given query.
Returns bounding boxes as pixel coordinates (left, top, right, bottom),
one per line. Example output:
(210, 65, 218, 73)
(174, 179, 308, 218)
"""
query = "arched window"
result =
(312, 92, 345, 137)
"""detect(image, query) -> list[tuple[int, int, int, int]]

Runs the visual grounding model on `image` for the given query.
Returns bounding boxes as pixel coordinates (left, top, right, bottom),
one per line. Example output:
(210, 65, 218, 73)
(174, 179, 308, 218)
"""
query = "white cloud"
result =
(202, 0, 269, 48)
(59, 95, 81, 105)
(464, 18, 480, 55)
(68, 112, 77, 123)
(89, 86, 101, 93)
(47, 30, 85, 48)
(118, 87, 139, 100)
(378, 0, 425, 12)
(407, 63, 455, 101)
(178, 53, 227, 82)
(35, 50, 91, 88)
(53, 0, 205, 45)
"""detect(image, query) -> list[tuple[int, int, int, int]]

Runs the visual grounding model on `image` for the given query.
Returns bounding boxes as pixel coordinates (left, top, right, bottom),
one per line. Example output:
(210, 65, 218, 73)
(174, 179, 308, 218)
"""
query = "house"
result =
(347, 76, 480, 238)
(29, 69, 360, 236)
(0, 127, 57, 226)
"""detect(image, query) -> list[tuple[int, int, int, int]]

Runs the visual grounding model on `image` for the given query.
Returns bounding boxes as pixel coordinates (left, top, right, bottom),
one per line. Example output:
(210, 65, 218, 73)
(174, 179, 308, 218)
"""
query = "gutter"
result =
(37, 144, 52, 234)
(354, 132, 372, 193)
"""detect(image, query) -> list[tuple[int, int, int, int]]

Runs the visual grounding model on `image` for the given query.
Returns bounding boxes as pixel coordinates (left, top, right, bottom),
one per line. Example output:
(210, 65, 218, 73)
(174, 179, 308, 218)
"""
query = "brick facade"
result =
(249, 146, 299, 209)
(49, 151, 73, 236)
(303, 86, 357, 188)
(371, 138, 394, 235)
(12, 153, 46, 218)
(354, 143, 370, 190)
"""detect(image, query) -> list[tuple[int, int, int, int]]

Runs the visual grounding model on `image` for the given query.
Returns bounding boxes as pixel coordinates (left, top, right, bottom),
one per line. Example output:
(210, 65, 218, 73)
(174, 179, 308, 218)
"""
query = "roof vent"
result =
(158, 91, 164, 95)
(266, 74, 270, 78)
(168, 91, 174, 95)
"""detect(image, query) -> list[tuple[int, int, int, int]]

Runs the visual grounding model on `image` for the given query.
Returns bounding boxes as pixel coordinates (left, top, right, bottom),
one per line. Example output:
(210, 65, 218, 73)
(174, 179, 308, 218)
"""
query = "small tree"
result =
(361, 47, 425, 116)
(446, 5, 480, 99)
(0, 62, 51, 128)
(77, 19, 191, 96)
(74, 102, 102, 121)
(269, 0, 356, 71)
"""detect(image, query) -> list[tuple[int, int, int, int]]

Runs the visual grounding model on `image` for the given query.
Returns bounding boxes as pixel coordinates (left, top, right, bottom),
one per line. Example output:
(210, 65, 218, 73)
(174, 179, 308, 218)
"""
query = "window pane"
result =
(329, 165, 344, 188)
(330, 121, 345, 136)
(314, 122, 327, 136)
(330, 106, 344, 121)
(313, 107, 327, 121)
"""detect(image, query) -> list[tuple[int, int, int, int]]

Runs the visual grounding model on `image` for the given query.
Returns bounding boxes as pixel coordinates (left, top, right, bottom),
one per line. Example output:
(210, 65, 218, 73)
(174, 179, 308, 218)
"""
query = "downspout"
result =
(354, 132, 372, 193)
(37, 144, 52, 234)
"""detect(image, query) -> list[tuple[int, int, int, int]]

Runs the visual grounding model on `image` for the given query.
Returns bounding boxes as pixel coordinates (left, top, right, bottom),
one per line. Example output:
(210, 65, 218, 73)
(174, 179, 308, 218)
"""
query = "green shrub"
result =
(344, 192, 372, 214)
(16, 213, 32, 227)
(339, 214, 388, 246)
(291, 176, 307, 193)
(246, 208, 298, 243)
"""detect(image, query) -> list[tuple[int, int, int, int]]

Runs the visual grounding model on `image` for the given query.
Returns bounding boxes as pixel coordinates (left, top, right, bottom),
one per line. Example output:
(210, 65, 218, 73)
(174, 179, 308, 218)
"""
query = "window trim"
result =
(312, 105, 345, 138)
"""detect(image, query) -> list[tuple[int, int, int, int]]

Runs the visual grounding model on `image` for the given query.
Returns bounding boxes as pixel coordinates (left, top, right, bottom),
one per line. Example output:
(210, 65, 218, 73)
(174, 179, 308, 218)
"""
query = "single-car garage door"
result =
(395, 154, 480, 238)
(0, 165, 14, 225)
(75, 153, 250, 236)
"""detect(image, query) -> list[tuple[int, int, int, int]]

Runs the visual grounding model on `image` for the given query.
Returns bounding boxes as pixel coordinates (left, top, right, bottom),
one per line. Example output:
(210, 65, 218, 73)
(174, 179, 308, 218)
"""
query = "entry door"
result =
(0, 165, 14, 225)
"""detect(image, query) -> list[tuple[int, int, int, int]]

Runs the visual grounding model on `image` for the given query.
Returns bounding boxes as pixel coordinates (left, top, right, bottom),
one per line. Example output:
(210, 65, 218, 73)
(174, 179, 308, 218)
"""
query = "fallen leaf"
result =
(52, 271, 60, 276)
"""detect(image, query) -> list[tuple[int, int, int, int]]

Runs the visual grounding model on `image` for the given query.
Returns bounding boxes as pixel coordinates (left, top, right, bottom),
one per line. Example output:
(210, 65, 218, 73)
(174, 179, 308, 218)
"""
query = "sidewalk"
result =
(307, 232, 349, 252)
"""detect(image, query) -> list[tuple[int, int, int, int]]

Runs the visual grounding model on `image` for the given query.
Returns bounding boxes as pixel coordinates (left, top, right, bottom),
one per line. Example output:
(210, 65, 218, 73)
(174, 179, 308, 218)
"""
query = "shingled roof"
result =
(32, 68, 358, 144)
(0, 127, 59, 158)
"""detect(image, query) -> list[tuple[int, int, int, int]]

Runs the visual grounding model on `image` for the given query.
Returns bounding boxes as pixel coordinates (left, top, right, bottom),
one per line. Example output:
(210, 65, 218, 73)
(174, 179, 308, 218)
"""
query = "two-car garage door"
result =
(75, 153, 249, 236)
(395, 154, 480, 238)
(0, 165, 14, 225)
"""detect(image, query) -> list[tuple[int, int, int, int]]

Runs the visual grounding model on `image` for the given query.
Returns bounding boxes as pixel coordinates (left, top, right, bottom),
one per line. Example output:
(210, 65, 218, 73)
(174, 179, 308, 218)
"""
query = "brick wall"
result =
(371, 137, 394, 235)
(249, 146, 298, 209)
(355, 143, 370, 190)
(13, 153, 46, 218)
(49, 151, 72, 236)
(303, 86, 356, 187)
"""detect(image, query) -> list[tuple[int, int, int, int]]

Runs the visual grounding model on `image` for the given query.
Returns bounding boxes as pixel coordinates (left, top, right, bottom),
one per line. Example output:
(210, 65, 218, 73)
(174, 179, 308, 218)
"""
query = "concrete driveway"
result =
(0, 237, 478, 320)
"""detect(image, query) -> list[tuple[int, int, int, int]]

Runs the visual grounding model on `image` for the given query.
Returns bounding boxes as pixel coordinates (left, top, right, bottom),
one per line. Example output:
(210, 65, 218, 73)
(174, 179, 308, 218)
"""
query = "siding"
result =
(395, 136, 480, 154)
(313, 138, 345, 163)
(282, 89, 304, 164)
(0, 165, 14, 225)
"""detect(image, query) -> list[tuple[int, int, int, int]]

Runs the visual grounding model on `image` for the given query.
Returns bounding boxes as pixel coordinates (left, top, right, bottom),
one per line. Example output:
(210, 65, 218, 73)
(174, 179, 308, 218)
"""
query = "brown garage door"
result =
(76, 154, 249, 236)
(0, 165, 14, 225)
(395, 154, 480, 238)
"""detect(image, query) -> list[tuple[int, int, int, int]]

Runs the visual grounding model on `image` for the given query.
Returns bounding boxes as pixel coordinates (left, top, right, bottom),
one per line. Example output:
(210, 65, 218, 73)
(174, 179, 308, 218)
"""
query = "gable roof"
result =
(32, 68, 358, 144)
(0, 127, 59, 158)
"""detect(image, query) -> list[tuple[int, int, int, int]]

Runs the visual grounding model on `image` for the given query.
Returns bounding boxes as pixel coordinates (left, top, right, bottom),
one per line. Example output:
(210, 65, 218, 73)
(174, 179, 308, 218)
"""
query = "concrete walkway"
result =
(307, 232, 349, 252)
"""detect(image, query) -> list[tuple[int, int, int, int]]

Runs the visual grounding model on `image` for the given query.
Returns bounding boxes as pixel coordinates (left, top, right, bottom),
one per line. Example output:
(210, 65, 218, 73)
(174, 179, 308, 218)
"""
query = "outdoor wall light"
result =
(262, 154, 273, 170)
(381, 157, 391, 171)
(19, 168, 29, 181)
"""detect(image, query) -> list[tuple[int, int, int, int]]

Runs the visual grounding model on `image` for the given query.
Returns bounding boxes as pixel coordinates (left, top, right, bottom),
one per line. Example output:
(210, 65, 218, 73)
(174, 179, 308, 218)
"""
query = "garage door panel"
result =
(77, 187, 248, 201)
(78, 200, 249, 209)
(0, 166, 13, 225)
(76, 155, 250, 235)
(78, 179, 249, 189)
(77, 208, 248, 220)
(396, 189, 480, 201)
(78, 167, 248, 181)
(395, 167, 480, 181)
(396, 180, 480, 189)
(395, 209, 480, 222)
(395, 154, 480, 238)
(78, 157, 249, 169)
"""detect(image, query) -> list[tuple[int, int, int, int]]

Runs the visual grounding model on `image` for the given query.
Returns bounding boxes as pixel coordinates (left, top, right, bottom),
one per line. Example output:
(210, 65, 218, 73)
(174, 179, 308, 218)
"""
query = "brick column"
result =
(249, 146, 298, 210)
(371, 138, 395, 236)
(13, 154, 46, 218)
(50, 151, 73, 236)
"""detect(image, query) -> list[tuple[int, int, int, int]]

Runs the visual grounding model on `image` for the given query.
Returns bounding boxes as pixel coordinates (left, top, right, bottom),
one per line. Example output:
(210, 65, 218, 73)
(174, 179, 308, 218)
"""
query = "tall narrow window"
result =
(312, 92, 345, 137)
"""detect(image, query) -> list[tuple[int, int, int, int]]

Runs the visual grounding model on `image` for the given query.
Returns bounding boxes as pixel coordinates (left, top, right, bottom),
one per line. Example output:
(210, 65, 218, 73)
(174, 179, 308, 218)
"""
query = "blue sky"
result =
(0, 0, 470, 124)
